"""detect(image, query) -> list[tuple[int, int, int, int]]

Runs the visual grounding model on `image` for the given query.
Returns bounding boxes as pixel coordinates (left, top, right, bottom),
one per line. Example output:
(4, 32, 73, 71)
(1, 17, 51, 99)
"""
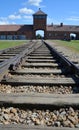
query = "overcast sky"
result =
(0, 0, 79, 25)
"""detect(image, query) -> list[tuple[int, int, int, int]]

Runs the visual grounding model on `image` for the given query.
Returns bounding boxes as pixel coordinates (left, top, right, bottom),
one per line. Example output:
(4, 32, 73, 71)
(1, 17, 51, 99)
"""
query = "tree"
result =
(36, 34, 42, 39)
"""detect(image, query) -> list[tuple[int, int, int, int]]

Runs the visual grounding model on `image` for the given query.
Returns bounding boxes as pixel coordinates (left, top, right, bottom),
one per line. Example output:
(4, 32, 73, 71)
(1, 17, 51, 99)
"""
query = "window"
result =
(0, 35, 6, 39)
(64, 33, 67, 36)
(7, 35, 13, 40)
(34, 15, 46, 19)
(55, 33, 57, 36)
(49, 33, 51, 36)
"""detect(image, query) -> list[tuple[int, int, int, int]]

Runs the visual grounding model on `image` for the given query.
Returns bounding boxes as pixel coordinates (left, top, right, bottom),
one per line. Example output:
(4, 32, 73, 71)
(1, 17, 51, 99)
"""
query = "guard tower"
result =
(33, 9, 47, 39)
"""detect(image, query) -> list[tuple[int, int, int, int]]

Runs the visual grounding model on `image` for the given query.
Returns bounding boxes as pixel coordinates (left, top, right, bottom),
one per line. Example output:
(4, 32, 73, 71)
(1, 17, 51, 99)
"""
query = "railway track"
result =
(46, 40, 79, 68)
(0, 40, 41, 80)
(0, 40, 79, 130)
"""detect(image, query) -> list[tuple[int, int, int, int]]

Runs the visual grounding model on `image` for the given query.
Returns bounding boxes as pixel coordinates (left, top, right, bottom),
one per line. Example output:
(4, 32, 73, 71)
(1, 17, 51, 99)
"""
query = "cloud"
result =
(19, 8, 34, 14)
(66, 16, 79, 21)
(0, 17, 16, 25)
(28, 0, 42, 7)
(0, 6, 35, 24)
(0, 17, 9, 25)
(11, 22, 16, 24)
(0, 20, 9, 25)
(23, 15, 32, 19)
(8, 14, 21, 20)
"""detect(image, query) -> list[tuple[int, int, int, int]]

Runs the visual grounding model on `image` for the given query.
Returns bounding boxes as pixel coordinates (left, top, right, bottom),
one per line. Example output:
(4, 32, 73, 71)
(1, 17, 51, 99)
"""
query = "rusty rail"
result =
(0, 41, 42, 81)
(44, 41, 79, 76)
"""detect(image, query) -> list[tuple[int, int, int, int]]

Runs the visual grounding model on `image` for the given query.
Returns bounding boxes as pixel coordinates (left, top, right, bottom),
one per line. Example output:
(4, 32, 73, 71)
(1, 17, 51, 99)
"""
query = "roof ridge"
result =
(33, 9, 47, 15)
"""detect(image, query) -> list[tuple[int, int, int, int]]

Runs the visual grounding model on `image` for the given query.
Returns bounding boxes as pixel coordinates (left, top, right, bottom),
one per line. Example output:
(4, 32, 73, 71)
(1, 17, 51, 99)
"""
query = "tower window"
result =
(34, 15, 46, 19)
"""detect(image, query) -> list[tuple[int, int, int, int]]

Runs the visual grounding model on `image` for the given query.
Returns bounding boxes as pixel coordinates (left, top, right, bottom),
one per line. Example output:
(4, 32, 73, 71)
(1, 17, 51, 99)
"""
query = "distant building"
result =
(0, 9, 79, 40)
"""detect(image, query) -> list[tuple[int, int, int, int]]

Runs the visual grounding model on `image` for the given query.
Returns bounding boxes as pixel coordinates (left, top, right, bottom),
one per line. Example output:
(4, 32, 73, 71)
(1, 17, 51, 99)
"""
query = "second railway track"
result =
(0, 40, 79, 130)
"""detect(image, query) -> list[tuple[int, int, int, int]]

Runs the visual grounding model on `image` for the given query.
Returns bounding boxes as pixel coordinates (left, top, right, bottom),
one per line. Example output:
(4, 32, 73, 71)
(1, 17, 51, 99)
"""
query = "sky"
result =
(0, 0, 79, 25)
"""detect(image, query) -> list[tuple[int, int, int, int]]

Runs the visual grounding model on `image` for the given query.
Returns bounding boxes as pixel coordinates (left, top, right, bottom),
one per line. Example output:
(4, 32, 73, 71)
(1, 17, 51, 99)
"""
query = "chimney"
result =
(51, 23, 53, 26)
(60, 22, 63, 27)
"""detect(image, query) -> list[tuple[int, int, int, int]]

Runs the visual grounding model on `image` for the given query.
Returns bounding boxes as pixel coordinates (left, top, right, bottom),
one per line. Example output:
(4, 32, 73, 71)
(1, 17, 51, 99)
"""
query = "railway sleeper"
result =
(0, 125, 79, 130)
(1, 76, 79, 85)
(0, 100, 79, 128)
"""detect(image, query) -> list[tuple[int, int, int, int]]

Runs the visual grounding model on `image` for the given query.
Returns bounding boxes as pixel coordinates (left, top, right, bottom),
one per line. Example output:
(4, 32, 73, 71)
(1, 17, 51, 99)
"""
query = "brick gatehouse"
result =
(0, 9, 79, 40)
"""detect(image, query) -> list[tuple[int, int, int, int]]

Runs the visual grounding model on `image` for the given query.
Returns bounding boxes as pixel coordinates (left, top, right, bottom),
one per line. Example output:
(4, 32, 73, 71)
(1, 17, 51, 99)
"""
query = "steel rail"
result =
(0, 41, 42, 81)
(44, 41, 79, 76)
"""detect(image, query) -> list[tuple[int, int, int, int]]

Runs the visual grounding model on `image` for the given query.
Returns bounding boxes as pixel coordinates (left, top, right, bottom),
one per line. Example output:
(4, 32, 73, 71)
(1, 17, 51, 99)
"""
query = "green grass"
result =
(0, 40, 28, 50)
(52, 40, 79, 53)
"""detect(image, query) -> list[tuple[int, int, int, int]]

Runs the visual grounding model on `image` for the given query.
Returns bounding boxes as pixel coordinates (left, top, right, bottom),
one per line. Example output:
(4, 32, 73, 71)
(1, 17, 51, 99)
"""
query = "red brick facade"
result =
(33, 9, 47, 39)
(0, 9, 79, 40)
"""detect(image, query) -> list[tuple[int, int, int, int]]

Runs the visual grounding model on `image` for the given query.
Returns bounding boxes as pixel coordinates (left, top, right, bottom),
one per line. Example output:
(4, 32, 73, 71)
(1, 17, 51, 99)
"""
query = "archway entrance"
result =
(70, 33, 76, 40)
(35, 30, 44, 39)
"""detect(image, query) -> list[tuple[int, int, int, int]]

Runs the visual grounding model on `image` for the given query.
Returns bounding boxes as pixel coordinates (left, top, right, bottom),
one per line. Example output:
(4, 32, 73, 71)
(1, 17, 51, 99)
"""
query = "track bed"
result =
(0, 40, 79, 129)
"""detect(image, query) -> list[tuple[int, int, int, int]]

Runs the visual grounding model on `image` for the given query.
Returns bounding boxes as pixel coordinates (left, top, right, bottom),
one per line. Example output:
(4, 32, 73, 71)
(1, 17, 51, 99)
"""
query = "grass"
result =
(0, 40, 79, 53)
(0, 40, 28, 50)
(52, 40, 79, 53)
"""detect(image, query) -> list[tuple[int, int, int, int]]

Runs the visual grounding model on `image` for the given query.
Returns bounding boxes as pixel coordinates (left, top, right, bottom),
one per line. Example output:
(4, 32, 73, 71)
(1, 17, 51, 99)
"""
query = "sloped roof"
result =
(0, 25, 33, 32)
(47, 25, 79, 32)
(33, 9, 47, 15)
(0, 24, 79, 33)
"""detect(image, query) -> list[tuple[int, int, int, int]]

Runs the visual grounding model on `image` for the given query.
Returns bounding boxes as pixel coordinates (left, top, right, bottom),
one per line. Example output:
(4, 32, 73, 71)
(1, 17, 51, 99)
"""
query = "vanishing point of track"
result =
(0, 40, 79, 130)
